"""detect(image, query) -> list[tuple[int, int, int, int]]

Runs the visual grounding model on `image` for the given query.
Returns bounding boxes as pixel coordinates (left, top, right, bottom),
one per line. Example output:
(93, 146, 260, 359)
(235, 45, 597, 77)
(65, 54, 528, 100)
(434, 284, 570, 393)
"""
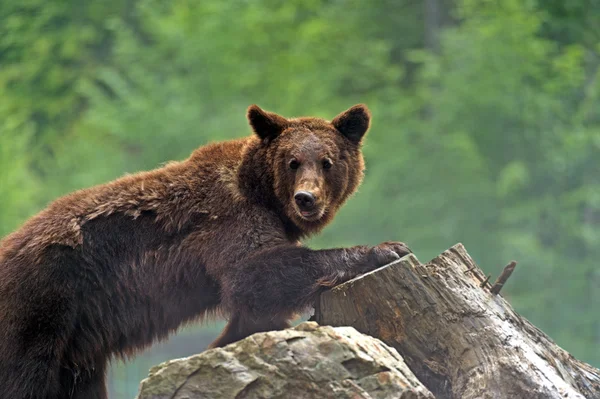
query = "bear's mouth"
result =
(297, 208, 324, 222)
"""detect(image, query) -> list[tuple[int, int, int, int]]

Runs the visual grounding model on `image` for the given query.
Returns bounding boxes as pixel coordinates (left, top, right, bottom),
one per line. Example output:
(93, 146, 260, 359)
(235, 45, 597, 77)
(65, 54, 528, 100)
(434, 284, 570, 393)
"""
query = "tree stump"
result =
(312, 243, 600, 399)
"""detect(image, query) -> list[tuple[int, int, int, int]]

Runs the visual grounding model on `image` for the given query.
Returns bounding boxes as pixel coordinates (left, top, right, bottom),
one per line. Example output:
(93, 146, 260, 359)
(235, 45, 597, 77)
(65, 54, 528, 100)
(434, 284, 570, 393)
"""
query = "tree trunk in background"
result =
(312, 244, 600, 399)
(424, 0, 441, 54)
(421, 0, 446, 123)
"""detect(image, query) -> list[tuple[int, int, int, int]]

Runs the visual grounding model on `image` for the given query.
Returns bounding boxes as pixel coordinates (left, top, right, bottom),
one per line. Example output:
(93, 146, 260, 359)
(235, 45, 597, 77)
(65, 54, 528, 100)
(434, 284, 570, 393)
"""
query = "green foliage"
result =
(0, 121, 38, 235)
(1, 0, 599, 396)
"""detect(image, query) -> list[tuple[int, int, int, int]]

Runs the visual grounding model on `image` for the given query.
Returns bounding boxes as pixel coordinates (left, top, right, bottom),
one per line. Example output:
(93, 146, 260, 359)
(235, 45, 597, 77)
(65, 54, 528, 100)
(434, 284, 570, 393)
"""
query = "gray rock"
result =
(136, 322, 433, 399)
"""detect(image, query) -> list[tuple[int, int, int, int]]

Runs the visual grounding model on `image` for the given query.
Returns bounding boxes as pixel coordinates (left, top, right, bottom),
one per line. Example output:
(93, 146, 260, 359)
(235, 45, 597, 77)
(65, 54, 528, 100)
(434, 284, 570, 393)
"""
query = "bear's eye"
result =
(322, 159, 333, 170)
(289, 159, 300, 170)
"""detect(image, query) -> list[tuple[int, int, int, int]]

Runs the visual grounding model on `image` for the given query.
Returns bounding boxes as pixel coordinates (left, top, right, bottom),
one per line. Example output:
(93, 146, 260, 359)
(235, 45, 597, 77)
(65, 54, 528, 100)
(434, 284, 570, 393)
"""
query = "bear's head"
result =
(244, 104, 371, 235)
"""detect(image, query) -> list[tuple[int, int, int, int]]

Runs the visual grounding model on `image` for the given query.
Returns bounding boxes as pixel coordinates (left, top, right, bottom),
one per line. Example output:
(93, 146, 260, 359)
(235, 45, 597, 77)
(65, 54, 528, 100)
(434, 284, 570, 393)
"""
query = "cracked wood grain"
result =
(313, 243, 600, 399)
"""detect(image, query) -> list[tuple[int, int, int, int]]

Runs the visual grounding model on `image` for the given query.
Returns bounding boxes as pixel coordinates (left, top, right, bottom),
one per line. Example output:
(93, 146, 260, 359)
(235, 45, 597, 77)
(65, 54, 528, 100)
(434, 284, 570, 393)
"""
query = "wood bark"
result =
(312, 243, 600, 399)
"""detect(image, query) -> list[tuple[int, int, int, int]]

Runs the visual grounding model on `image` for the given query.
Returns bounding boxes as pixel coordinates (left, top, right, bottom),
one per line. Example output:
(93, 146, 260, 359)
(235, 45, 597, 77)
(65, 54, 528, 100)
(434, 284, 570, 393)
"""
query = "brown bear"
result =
(0, 104, 410, 399)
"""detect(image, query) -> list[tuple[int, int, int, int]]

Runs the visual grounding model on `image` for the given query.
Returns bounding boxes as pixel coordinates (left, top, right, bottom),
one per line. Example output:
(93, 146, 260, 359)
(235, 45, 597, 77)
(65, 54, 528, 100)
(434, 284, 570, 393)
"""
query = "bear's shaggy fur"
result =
(0, 104, 410, 398)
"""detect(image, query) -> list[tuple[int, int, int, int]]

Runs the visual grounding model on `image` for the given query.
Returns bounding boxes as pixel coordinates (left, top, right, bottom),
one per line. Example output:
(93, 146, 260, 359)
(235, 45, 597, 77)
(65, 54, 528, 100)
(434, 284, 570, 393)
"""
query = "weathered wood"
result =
(313, 243, 600, 399)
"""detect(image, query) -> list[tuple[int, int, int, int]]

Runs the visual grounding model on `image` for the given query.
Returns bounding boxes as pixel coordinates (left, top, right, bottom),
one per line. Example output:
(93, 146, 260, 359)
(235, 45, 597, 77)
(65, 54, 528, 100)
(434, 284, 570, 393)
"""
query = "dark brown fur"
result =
(0, 104, 410, 399)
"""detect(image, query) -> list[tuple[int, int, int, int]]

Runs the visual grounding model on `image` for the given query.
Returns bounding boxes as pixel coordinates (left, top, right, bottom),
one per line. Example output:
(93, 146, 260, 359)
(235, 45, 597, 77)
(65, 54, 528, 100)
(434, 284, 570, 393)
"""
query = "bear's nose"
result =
(294, 191, 316, 210)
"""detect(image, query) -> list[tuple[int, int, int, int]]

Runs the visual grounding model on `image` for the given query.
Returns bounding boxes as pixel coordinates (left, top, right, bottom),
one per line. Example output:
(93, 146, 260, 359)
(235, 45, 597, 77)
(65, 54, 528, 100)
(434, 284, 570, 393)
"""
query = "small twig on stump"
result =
(490, 261, 517, 295)
(480, 274, 491, 288)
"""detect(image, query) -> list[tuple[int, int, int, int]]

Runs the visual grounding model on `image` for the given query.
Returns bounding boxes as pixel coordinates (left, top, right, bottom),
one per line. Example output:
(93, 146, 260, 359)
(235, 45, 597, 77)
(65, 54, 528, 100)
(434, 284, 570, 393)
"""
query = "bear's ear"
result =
(331, 104, 371, 144)
(247, 105, 288, 143)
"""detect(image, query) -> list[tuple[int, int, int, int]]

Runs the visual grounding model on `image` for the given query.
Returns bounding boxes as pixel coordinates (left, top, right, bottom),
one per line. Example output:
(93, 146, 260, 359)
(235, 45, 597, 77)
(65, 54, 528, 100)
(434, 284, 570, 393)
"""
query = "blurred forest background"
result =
(1, 0, 599, 397)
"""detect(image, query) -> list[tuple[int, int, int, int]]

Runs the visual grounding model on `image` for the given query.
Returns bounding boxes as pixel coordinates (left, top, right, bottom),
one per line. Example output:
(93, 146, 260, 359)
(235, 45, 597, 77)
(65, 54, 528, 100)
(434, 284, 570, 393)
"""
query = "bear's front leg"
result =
(314, 241, 412, 287)
(210, 241, 410, 348)
(208, 313, 291, 349)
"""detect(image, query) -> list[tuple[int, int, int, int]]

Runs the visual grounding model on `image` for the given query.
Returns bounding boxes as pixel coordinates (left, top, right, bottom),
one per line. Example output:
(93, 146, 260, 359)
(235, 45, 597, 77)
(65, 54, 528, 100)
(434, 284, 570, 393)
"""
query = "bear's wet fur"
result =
(0, 104, 410, 398)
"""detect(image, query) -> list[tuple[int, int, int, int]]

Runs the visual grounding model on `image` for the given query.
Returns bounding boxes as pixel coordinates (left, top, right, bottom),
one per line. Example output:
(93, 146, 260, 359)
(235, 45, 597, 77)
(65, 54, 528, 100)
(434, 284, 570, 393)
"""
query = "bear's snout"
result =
(294, 191, 316, 211)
